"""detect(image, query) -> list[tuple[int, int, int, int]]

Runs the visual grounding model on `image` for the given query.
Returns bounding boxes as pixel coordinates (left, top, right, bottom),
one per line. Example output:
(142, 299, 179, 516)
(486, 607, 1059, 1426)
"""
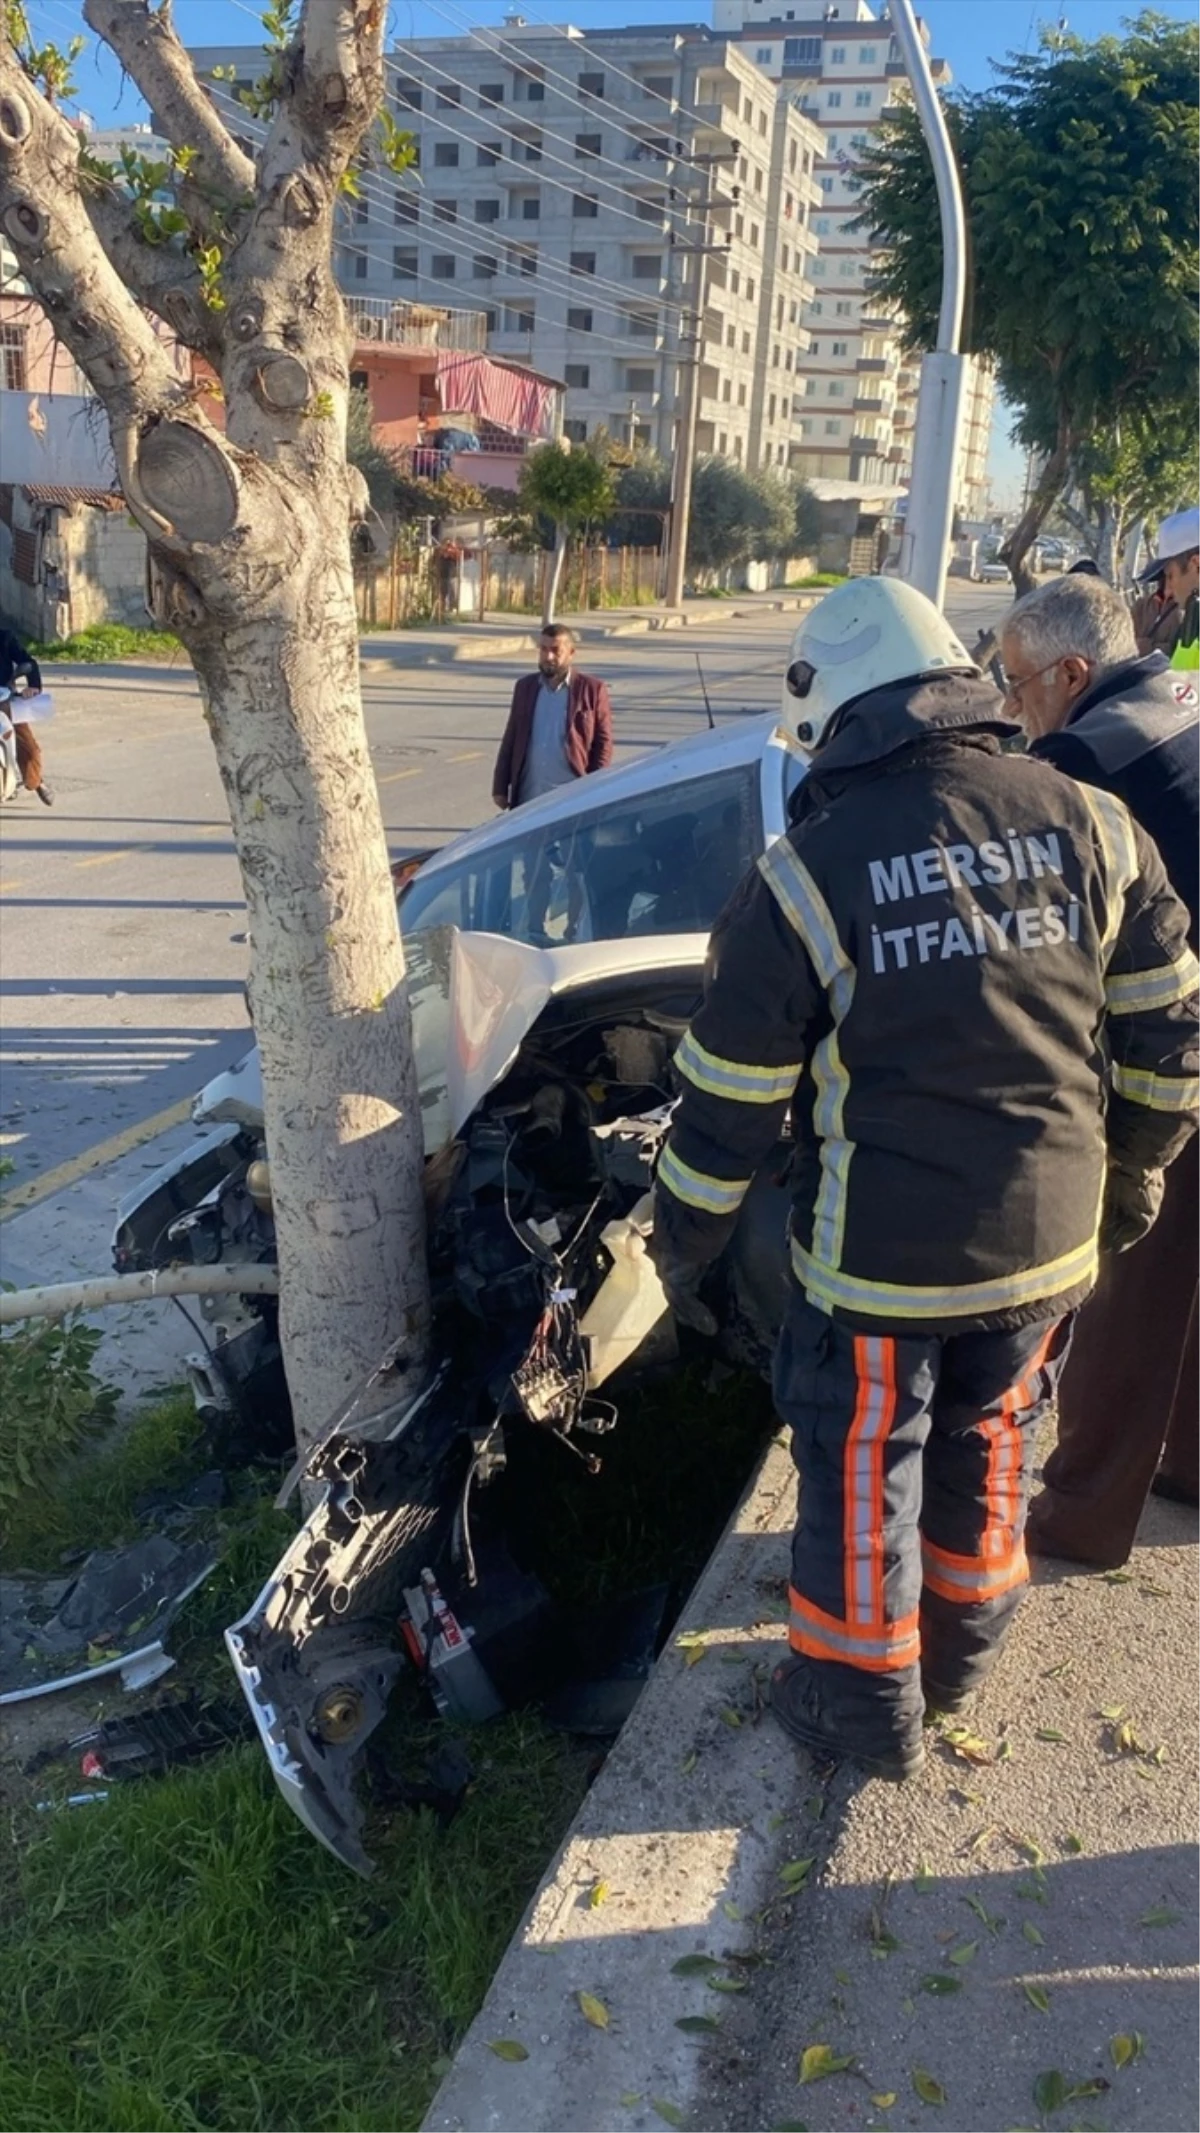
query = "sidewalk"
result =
(358, 588, 822, 671)
(425, 1441, 1198, 2133)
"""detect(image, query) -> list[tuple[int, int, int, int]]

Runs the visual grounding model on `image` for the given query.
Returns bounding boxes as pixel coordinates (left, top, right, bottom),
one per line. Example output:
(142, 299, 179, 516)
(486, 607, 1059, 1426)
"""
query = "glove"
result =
(1099, 1163, 1164, 1255)
(647, 1209, 719, 1337)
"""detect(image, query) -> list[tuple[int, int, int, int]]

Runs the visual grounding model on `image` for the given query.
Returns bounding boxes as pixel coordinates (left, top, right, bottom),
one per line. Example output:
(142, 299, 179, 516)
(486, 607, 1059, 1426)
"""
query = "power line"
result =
(459, 0, 732, 138)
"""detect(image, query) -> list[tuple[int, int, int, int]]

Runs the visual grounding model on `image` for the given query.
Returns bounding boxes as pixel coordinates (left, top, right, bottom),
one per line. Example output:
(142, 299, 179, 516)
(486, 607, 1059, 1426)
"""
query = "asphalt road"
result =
(0, 582, 1013, 1196)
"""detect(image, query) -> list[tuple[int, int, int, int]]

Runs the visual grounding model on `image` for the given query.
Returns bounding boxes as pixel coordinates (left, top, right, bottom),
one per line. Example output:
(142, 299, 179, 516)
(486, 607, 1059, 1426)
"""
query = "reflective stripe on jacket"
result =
(656, 678, 1199, 1335)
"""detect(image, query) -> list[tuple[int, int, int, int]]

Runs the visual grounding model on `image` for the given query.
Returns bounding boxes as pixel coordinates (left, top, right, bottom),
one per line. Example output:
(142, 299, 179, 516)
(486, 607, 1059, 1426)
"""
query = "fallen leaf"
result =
(671, 1953, 719, 1976)
(676, 2015, 721, 2034)
(941, 1727, 992, 1765)
(587, 1880, 610, 1908)
(1139, 1904, 1182, 1927)
(85, 1643, 121, 1666)
(920, 1974, 962, 1996)
(1021, 1921, 1045, 1946)
(779, 1857, 816, 1890)
(871, 2095, 897, 2110)
(995, 1737, 1014, 1763)
(1015, 1878, 1047, 1905)
(1041, 1658, 1073, 1679)
(1097, 1704, 1125, 1721)
(912, 2067, 947, 2106)
(948, 1941, 977, 1966)
(834, 1967, 852, 1986)
(1147, 1743, 1168, 1765)
(619, 2093, 642, 2109)
(681, 1642, 708, 1669)
(913, 1864, 936, 1894)
(1062, 1833, 1083, 1855)
(578, 1991, 610, 2030)
(1102, 1569, 1134, 1584)
(963, 1893, 1001, 1931)
(1022, 1982, 1051, 2014)
(488, 2039, 529, 2062)
(1035, 1727, 1066, 1743)
(1109, 2031, 1144, 2070)
(722, 1900, 743, 1922)
(1033, 2070, 1067, 2113)
(719, 1706, 743, 1729)
(707, 1975, 748, 1995)
(681, 1752, 698, 1776)
(1066, 2079, 1110, 2100)
(798, 2043, 854, 2083)
(1138, 1580, 1171, 1598)
(651, 2100, 686, 2129)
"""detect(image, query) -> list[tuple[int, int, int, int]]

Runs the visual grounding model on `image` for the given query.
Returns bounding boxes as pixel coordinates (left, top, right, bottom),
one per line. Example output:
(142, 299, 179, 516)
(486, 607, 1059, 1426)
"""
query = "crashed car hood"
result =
(195, 928, 710, 1153)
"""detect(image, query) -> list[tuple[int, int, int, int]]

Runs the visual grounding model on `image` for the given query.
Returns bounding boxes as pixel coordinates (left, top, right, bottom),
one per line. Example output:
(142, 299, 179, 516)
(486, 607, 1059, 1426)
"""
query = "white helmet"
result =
(782, 577, 978, 751)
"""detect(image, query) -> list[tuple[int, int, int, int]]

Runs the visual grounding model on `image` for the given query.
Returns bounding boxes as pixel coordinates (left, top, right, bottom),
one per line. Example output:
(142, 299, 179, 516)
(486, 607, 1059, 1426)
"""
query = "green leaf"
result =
(488, 2039, 529, 2061)
(920, 1974, 962, 1996)
(671, 1953, 719, 1977)
(651, 2099, 686, 2129)
(871, 2095, 897, 2111)
(1022, 1920, 1045, 1946)
(912, 2067, 947, 2106)
(577, 1991, 610, 2029)
(1033, 2070, 1067, 2113)
(707, 1975, 748, 1994)
(948, 1941, 977, 1966)
(1139, 1904, 1182, 1927)
(1062, 1833, 1083, 1854)
(681, 1752, 698, 1775)
(779, 1857, 816, 1890)
(1103, 1569, 1135, 1584)
(1109, 2031, 1144, 2070)
(676, 2015, 721, 2034)
(798, 2043, 854, 2084)
(586, 1881, 609, 1908)
(1035, 1726, 1067, 1743)
(722, 1900, 743, 1922)
(619, 2095, 642, 2109)
(1022, 1982, 1051, 2014)
(913, 1864, 936, 1894)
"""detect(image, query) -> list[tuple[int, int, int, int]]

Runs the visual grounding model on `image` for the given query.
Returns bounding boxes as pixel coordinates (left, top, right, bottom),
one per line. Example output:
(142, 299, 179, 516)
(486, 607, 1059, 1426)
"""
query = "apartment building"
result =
(713, 0, 994, 514)
(190, 26, 823, 477)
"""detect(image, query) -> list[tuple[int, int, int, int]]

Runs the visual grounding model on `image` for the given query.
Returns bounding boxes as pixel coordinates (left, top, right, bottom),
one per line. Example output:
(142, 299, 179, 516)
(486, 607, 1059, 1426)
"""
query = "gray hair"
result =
(1002, 575, 1137, 670)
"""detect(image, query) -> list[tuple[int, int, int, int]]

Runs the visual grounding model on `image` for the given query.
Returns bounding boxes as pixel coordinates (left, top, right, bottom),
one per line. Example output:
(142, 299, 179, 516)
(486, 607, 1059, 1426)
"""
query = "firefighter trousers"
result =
(773, 1286, 1073, 1726)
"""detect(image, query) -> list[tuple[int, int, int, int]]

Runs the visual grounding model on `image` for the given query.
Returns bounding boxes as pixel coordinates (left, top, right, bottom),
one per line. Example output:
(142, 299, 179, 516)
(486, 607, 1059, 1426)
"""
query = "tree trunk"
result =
(543, 523, 568, 624)
(1000, 428, 1073, 595)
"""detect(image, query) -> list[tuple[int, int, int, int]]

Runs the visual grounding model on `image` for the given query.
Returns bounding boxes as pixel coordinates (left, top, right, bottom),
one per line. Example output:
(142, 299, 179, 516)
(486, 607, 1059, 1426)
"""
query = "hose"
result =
(0, 1264, 280, 1327)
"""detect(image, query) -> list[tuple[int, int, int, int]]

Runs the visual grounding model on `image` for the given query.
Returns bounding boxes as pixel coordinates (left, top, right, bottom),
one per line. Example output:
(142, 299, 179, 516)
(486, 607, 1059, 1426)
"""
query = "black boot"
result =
(771, 1653, 924, 1782)
(921, 1676, 977, 1719)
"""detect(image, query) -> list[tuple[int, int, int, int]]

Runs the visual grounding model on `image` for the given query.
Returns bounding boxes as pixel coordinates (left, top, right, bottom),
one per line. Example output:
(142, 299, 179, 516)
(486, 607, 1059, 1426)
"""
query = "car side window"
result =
(401, 764, 762, 945)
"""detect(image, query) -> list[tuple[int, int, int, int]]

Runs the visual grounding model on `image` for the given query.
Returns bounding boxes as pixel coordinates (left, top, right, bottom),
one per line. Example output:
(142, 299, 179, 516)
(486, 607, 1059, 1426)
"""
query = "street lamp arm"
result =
(888, 0, 965, 356)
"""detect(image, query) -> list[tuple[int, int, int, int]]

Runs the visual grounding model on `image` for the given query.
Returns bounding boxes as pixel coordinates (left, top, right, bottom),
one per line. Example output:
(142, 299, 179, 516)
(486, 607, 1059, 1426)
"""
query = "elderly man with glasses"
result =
(999, 569, 1200, 1565)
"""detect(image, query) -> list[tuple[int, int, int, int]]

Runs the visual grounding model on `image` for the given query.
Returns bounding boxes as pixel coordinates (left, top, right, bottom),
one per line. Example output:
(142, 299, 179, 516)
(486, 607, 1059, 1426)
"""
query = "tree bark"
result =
(999, 427, 1073, 596)
(0, 4, 431, 1452)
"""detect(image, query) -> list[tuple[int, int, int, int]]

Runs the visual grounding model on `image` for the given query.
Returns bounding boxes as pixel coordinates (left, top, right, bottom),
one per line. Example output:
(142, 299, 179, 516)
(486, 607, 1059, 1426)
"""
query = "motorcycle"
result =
(0, 681, 55, 806)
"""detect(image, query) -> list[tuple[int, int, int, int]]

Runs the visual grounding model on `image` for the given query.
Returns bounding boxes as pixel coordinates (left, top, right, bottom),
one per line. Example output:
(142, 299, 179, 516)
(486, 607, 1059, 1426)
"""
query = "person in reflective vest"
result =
(1138, 505, 1199, 673)
(650, 578, 1199, 1781)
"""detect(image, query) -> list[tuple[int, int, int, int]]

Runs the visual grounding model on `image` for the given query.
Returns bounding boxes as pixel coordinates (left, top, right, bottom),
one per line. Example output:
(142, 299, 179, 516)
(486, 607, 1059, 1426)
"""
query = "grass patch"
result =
(2, 1388, 207, 1571)
(785, 572, 846, 589)
(29, 623, 184, 664)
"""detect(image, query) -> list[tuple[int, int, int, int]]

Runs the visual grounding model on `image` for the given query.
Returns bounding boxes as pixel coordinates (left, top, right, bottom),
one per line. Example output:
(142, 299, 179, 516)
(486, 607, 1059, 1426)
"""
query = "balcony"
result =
(850, 433, 882, 455)
(854, 395, 885, 414)
(346, 297, 487, 353)
(856, 356, 890, 375)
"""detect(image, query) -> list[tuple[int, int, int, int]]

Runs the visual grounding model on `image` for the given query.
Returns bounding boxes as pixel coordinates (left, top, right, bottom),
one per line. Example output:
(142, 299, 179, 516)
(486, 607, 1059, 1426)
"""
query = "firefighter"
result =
(650, 578, 1199, 1781)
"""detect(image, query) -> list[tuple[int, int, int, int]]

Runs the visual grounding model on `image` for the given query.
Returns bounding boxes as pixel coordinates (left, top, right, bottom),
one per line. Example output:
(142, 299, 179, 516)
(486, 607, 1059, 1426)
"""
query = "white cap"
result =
(1139, 506, 1200, 580)
(781, 576, 978, 752)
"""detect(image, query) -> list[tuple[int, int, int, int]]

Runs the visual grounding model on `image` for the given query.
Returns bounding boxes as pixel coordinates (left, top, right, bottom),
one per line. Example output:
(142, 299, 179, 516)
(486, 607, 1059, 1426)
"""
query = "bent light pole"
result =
(890, 0, 970, 610)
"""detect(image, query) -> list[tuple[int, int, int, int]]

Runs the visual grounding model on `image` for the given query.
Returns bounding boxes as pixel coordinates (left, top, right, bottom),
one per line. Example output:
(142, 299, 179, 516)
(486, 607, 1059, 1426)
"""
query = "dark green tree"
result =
(518, 441, 616, 622)
(854, 11, 1198, 588)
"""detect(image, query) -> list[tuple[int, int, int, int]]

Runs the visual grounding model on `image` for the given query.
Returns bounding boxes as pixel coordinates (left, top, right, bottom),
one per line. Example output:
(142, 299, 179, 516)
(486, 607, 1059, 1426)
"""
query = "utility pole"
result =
(663, 121, 738, 610)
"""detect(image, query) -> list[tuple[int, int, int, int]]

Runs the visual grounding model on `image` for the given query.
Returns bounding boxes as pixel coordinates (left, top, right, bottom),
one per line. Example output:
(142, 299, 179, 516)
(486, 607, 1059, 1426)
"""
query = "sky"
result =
(28, 0, 1198, 510)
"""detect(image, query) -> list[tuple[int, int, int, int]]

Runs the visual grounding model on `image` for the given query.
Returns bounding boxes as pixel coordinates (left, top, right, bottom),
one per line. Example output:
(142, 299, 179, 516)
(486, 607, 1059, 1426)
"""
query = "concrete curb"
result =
(357, 596, 821, 671)
(422, 1433, 805, 2133)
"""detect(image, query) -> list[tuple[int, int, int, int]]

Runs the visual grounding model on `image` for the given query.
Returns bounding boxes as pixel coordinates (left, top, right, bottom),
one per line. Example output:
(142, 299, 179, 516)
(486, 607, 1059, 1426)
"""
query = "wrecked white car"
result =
(113, 713, 805, 1871)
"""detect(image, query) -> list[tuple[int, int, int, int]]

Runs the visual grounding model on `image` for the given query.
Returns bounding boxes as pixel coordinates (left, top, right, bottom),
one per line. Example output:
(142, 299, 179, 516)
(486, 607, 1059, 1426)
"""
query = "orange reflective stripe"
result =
(979, 1323, 1057, 1563)
(921, 1537, 1029, 1606)
(843, 1334, 897, 1627)
(789, 1587, 920, 1672)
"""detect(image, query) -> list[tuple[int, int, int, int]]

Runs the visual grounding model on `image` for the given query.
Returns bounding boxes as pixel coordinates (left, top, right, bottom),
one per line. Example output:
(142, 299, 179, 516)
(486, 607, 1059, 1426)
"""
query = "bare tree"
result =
(0, 1, 430, 1452)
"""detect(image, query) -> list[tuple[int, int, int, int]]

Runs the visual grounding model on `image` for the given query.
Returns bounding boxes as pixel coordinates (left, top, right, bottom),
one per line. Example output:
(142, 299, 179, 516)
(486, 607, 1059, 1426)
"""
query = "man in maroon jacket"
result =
(491, 624, 614, 810)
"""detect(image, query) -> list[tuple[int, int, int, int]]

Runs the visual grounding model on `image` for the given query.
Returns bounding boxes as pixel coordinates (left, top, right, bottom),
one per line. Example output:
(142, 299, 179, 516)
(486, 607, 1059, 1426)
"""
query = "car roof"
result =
(412, 710, 781, 887)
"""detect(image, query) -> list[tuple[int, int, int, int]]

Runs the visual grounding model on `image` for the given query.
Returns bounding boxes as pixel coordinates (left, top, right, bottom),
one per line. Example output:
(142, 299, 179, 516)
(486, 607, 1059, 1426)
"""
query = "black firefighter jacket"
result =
(656, 675, 1200, 1336)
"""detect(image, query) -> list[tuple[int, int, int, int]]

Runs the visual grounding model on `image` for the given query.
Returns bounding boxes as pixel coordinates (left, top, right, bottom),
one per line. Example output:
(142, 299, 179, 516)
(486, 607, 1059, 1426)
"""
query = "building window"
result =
(351, 191, 368, 225)
(828, 381, 844, 397)
(394, 195, 419, 225)
(575, 132, 601, 158)
(505, 305, 535, 331)
(392, 247, 418, 281)
(475, 198, 500, 223)
(573, 193, 599, 218)
(826, 90, 842, 109)
(479, 82, 504, 106)
(783, 36, 821, 67)
(749, 222, 760, 247)
(805, 378, 818, 396)
(631, 254, 662, 280)
(800, 417, 812, 435)
(628, 310, 657, 339)
(472, 253, 497, 280)
(855, 91, 872, 108)
(351, 250, 367, 280)
(578, 70, 604, 96)
(730, 269, 740, 294)
(813, 216, 830, 234)
(436, 86, 462, 108)
(626, 366, 656, 392)
(642, 74, 673, 101)
(746, 278, 756, 301)
(521, 195, 541, 220)
(755, 46, 772, 63)
(565, 363, 590, 388)
(433, 199, 457, 224)
(825, 419, 842, 435)
(821, 177, 834, 194)
(567, 307, 594, 331)
(832, 339, 848, 355)
(757, 108, 768, 136)
(721, 376, 732, 402)
(523, 71, 545, 101)
(433, 141, 459, 167)
(835, 299, 852, 315)
(861, 46, 877, 64)
(563, 418, 588, 443)
(517, 249, 538, 278)
(809, 299, 823, 314)
(394, 80, 421, 111)
(522, 135, 543, 164)
(839, 259, 856, 276)
(830, 46, 846, 64)
(725, 323, 736, 346)
(636, 196, 663, 223)
(737, 381, 747, 407)
(742, 329, 751, 354)
(718, 431, 728, 455)
(477, 142, 501, 167)
(570, 251, 596, 275)
(768, 393, 776, 423)
(431, 255, 456, 280)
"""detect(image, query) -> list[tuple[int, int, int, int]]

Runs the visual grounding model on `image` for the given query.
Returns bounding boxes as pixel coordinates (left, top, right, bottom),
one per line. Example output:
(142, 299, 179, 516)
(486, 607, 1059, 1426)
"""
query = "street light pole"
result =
(664, 276, 703, 610)
(890, 0, 970, 610)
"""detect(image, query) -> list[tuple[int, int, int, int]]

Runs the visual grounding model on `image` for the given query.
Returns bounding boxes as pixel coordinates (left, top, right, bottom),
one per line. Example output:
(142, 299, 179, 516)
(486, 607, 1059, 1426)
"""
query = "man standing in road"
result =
(491, 624, 613, 811)
(1000, 570, 1199, 1564)
(649, 577, 1198, 1782)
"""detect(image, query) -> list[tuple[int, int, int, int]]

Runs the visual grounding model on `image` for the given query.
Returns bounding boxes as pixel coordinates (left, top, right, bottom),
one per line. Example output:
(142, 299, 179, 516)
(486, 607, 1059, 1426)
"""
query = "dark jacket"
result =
(1031, 653, 1199, 946)
(0, 628, 41, 695)
(657, 676, 1199, 1335)
(492, 668, 613, 808)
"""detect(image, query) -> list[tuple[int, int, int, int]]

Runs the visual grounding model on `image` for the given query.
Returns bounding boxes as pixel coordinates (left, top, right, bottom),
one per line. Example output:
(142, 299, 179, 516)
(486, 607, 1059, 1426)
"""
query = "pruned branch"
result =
(82, 0, 255, 205)
(82, 183, 223, 361)
(286, 0, 386, 170)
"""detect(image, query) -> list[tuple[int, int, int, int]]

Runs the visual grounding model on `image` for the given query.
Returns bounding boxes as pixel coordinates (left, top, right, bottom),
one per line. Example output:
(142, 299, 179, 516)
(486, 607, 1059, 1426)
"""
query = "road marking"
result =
(378, 766, 422, 785)
(0, 1097, 194, 1222)
(74, 848, 138, 870)
(447, 750, 483, 762)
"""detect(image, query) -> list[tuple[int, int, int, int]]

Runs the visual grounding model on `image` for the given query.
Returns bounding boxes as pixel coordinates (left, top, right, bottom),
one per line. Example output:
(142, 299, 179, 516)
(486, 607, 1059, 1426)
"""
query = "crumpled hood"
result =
(812, 672, 1017, 776)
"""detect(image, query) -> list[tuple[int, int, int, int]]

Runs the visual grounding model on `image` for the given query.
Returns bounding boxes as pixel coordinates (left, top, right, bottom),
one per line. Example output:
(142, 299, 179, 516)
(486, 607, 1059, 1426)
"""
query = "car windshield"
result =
(401, 761, 762, 946)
